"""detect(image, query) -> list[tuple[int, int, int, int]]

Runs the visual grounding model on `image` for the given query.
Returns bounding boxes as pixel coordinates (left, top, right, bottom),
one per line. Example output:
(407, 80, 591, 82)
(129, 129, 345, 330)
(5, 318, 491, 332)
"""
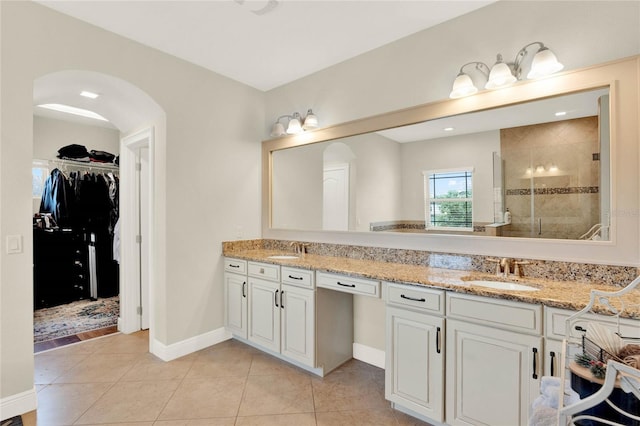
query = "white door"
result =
(280, 284, 315, 367)
(446, 319, 542, 426)
(224, 272, 247, 339)
(138, 147, 150, 330)
(386, 306, 445, 422)
(248, 277, 280, 353)
(323, 164, 349, 231)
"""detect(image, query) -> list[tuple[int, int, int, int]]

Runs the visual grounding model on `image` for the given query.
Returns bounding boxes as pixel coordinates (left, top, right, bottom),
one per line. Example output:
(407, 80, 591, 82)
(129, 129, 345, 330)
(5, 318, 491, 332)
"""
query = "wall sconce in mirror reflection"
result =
(270, 109, 318, 137)
(450, 41, 564, 99)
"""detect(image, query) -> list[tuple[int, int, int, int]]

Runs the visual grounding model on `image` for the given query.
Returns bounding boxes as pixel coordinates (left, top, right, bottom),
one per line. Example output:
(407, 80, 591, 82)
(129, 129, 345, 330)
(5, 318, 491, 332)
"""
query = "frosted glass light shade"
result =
(286, 116, 303, 134)
(449, 73, 477, 99)
(270, 122, 285, 137)
(527, 48, 564, 79)
(485, 62, 516, 89)
(302, 109, 318, 130)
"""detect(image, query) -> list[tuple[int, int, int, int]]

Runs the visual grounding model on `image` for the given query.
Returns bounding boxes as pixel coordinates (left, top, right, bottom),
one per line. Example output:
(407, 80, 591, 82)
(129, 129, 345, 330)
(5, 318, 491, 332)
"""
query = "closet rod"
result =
(48, 158, 119, 172)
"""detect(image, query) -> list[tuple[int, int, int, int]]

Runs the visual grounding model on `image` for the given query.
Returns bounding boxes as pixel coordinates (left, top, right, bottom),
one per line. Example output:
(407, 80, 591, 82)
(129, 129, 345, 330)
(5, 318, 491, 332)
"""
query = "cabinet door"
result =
(446, 319, 542, 426)
(385, 306, 444, 423)
(544, 338, 564, 377)
(248, 277, 280, 353)
(224, 272, 247, 339)
(280, 284, 315, 367)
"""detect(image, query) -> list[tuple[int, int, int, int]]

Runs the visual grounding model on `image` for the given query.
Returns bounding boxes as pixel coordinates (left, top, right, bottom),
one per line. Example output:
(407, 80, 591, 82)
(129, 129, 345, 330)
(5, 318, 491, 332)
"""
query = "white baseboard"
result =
(151, 327, 231, 361)
(0, 387, 37, 421)
(353, 343, 385, 369)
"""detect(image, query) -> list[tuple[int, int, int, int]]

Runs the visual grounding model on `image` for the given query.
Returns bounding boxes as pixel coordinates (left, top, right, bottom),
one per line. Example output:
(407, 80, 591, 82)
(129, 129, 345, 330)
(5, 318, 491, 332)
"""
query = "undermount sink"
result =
(468, 280, 540, 292)
(267, 255, 299, 260)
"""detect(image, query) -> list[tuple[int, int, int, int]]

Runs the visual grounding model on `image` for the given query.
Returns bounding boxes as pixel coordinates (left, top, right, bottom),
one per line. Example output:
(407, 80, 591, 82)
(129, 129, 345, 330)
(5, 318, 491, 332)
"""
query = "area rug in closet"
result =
(34, 296, 119, 343)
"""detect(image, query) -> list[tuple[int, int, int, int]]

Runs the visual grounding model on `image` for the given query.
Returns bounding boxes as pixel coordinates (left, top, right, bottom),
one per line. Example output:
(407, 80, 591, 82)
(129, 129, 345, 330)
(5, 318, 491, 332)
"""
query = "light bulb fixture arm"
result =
(512, 41, 546, 79)
(457, 61, 490, 78)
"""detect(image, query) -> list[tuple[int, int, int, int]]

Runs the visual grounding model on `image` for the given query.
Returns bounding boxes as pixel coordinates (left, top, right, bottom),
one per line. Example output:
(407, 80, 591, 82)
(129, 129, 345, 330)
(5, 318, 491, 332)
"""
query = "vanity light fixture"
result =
(450, 41, 563, 98)
(270, 109, 319, 137)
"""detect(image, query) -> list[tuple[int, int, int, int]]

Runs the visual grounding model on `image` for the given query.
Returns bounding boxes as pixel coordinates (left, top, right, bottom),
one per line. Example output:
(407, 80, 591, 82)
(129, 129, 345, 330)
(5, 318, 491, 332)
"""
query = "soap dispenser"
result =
(504, 208, 512, 224)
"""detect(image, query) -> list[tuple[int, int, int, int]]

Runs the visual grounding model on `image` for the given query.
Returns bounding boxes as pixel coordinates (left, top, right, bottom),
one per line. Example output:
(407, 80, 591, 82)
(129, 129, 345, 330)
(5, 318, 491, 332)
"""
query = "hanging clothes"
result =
(39, 168, 75, 227)
(36, 164, 120, 306)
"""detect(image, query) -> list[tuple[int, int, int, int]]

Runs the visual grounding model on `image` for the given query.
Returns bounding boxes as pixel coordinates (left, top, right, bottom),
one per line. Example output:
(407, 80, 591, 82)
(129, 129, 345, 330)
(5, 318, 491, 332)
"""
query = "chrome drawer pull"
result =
(337, 281, 356, 288)
(400, 294, 426, 302)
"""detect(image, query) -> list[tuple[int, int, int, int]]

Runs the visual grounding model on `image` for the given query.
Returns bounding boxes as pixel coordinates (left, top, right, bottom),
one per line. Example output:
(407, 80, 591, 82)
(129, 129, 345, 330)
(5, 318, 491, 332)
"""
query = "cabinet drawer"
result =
(446, 293, 542, 335)
(282, 267, 314, 289)
(224, 258, 247, 274)
(545, 306, 640, 340)
(248, 261, 280, 282)
(317, 272, 380, 298)
(386, 282, 444, 315)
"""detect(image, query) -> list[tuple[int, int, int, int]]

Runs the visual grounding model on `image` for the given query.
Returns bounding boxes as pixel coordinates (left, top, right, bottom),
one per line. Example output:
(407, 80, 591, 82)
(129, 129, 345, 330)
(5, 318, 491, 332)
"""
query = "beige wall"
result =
(1, 1, 263, 405)
(33, 115, 120, 161)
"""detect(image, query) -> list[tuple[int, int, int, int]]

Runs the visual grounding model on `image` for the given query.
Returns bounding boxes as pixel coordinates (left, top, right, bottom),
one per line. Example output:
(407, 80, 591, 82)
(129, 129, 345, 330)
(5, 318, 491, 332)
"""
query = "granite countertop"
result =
(223, 248, 640, 320)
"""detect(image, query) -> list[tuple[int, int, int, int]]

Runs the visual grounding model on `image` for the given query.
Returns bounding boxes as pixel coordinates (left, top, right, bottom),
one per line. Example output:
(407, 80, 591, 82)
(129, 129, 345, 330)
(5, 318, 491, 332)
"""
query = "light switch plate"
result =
(7, 235, 22, 254)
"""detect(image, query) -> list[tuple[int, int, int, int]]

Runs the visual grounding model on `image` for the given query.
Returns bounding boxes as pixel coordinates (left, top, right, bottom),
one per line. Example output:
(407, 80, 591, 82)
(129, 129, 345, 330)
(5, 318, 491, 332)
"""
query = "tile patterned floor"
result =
(27, 331, 432, 425)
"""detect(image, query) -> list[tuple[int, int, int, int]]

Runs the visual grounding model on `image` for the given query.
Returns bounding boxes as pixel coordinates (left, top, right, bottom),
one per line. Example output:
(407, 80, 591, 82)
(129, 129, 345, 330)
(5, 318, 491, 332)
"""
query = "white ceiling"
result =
(34, 0, 496, 91)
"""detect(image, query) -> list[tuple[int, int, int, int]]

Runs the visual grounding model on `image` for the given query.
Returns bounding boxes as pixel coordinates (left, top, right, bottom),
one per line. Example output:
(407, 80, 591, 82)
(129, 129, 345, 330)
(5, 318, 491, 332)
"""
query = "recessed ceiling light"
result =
(555, 111, 567, 117)
(444, 127, 454, 132)
(37, 103, 108, 122)
(80, 91, 100, 99)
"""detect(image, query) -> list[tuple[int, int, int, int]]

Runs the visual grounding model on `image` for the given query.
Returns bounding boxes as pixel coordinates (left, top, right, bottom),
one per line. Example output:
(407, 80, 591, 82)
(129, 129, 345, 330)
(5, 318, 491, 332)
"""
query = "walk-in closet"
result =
(32, 114, 121, 349)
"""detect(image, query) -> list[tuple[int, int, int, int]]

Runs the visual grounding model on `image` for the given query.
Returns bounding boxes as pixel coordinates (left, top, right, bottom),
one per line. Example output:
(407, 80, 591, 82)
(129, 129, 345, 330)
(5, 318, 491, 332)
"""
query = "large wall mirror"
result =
(268, 86, 611, 241)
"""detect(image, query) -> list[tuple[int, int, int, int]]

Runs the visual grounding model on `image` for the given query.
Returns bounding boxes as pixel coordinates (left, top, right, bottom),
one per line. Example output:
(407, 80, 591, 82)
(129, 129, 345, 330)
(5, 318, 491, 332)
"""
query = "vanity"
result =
(223, 242, 640, 426)
(223, 55, 640, 425)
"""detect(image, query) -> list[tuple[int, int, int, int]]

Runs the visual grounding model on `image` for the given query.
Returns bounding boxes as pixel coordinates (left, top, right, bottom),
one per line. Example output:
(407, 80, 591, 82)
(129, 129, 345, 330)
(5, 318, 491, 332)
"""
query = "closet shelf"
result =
(44, 158, 119, 172)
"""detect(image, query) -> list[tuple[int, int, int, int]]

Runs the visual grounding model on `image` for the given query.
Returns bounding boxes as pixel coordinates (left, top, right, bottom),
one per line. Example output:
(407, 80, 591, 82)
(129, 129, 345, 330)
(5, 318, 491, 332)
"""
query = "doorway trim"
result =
(119, 127, 154, 344)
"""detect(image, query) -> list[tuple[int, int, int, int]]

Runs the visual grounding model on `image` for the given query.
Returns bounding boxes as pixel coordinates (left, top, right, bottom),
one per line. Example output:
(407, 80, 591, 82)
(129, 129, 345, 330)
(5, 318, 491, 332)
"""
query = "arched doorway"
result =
(33, 70, 165, 350)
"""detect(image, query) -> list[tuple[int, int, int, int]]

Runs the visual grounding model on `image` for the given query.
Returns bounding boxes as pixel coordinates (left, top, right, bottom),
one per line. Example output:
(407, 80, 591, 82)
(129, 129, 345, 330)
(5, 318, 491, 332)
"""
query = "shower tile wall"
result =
(501, 117, 600, 239)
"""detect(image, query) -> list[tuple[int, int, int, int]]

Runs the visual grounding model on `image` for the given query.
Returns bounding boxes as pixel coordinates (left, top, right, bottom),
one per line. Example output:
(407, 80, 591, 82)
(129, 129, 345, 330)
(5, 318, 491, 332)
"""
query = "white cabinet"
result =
(317, 271, 380, 297)
(247, 261, 316, 368)
(445, 293, 542, 426)
(224, 258, 247, 339)
(248, 276, 281, 352)
(385, 283, 445, 423)
(281, 283, 315, 365)
(543, 306, 640, 378)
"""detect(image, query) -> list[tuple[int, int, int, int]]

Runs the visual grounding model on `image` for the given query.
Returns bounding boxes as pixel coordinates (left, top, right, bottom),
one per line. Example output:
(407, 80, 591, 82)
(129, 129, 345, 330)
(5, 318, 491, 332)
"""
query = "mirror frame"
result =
(262, 56, 640, 265)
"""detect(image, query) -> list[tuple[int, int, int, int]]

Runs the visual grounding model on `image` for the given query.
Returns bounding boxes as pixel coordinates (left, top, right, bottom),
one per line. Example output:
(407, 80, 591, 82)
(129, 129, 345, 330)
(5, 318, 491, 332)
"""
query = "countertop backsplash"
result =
(223, 239, 639, 288)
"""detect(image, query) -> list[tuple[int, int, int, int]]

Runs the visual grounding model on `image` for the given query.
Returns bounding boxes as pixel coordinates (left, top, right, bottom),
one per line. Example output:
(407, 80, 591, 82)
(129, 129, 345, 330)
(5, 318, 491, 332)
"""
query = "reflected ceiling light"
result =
(443, 127, 454, 132)
(450, 41, 563, 98)
(80, 90, 100, 99)
(270, 109, 319, 137)
(555, 111, 567, 117)
(37, 103, 108, 121)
